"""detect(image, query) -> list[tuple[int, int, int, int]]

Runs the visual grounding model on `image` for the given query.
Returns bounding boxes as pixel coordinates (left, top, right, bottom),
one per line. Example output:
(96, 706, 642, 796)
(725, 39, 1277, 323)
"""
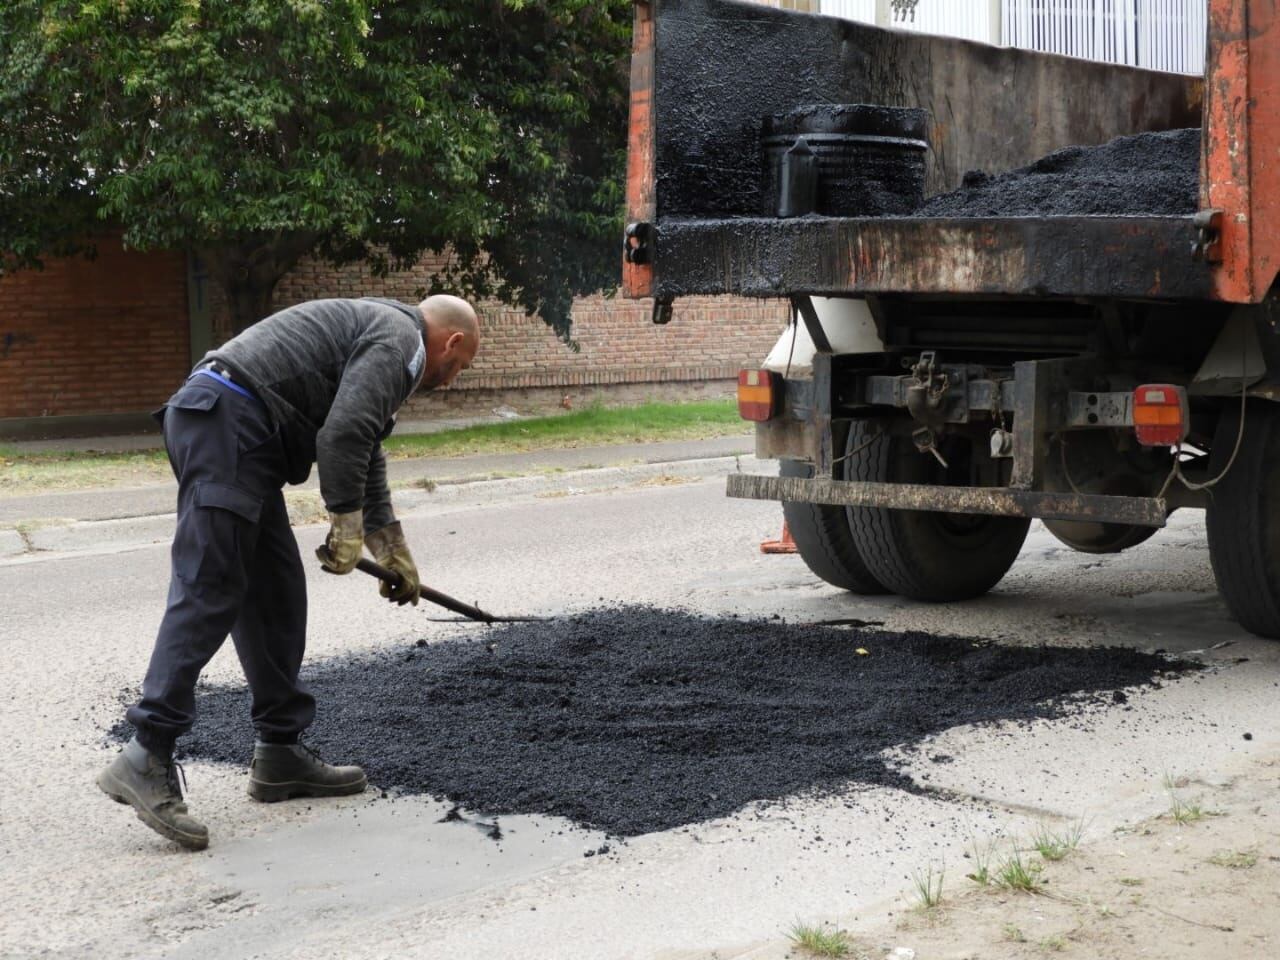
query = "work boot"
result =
(247, 741, 367, 803)
(96, 738, 209, 851)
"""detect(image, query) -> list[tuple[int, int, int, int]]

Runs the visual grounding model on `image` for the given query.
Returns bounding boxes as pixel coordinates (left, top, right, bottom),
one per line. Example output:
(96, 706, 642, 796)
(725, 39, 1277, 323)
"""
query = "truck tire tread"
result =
(845, 423, 1029, 602)
(1207, 400, 1280, 639)
(780, 459, 888, 595)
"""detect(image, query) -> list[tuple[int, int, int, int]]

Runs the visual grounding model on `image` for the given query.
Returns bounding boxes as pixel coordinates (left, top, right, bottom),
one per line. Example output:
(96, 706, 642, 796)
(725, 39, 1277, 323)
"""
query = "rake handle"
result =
(355, 558, 501, 624)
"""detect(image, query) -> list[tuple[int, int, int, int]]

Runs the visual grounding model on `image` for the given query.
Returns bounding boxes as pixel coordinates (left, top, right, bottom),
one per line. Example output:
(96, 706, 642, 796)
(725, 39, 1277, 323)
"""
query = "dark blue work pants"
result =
(126, 376, 315, 754)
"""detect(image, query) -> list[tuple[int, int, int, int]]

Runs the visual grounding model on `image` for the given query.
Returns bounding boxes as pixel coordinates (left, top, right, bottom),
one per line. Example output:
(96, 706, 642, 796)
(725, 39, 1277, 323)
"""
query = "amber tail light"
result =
(737, 370, 782, 422)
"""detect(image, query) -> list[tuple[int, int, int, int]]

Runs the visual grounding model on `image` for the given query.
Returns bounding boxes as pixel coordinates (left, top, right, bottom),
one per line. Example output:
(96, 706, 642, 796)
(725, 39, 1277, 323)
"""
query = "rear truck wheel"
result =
(779, 459, 889, 595)
(1043, 517, 1158, 554)
(845, 422, 1031, 602)
(1042, 435, 1163, 555)
(1042, 474, 1160, 555)
(1206, 400, 1280, 639)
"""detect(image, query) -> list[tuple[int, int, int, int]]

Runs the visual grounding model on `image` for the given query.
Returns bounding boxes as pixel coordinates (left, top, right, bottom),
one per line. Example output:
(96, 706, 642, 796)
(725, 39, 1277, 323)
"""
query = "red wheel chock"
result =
(760, 521, 798, 555)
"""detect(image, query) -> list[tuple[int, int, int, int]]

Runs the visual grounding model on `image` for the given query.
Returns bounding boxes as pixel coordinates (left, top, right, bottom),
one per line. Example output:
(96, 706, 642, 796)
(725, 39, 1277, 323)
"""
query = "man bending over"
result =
(98, 295, 480, 850)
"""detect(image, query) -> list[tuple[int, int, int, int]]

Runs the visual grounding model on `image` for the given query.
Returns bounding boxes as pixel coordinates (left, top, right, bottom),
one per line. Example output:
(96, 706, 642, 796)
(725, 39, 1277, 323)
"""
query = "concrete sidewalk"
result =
(0, 443, 767, 562)
(0, 435, 755, 528)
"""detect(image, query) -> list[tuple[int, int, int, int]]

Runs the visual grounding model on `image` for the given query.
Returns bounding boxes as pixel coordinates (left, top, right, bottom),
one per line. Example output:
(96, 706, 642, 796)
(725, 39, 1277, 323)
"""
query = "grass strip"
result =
(0, 448, 170, 494)
(383, 400, 745, 459)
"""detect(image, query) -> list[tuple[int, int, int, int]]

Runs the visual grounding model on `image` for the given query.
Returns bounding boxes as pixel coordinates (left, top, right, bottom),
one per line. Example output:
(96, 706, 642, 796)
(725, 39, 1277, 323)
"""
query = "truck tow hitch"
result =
(905, 351, 952, 468)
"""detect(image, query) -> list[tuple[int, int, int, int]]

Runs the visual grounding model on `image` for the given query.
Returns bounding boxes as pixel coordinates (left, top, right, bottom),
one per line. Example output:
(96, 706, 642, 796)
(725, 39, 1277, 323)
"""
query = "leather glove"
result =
(316, 510, 364, 574)
(365, 521, 420, 606)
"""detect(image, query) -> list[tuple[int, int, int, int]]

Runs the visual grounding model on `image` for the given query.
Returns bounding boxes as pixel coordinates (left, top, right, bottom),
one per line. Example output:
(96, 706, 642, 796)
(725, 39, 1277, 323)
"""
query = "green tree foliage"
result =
(0, 0, 631, 335)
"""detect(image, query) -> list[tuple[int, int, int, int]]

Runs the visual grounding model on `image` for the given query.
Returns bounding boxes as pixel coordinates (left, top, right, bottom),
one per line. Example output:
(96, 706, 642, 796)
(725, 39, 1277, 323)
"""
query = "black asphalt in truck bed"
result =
(122, 610, 1188, 837)
(916, 128, 1200, 218)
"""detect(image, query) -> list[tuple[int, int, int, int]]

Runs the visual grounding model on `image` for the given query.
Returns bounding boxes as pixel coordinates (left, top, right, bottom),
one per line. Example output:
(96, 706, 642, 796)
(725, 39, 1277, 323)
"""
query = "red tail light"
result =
(737, 370, 781, 422)
(1133, 384, 1189, 447)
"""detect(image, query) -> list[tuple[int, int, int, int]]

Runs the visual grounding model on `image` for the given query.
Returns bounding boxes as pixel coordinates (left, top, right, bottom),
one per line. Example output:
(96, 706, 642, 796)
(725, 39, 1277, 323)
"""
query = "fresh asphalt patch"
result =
(111, 610, 1191, 837)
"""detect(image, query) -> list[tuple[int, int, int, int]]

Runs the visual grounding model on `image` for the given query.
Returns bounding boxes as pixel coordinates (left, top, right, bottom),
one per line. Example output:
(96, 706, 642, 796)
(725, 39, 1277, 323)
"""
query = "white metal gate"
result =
(1003, 0, 1206, 73)
(820, 0, 1207, 74)
(821, 0, 878, 22)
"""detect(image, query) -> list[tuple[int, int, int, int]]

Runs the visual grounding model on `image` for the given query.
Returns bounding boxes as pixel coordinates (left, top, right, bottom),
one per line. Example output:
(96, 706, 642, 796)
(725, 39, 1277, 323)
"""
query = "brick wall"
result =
(268, 252, 788, 415)
(0, 237, 189, 420)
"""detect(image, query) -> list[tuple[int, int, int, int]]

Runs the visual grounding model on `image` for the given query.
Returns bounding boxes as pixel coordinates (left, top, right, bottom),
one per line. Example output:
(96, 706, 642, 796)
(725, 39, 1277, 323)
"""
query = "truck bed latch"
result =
(1191, 209, 1223, 263)
(906, 352, 951, 468)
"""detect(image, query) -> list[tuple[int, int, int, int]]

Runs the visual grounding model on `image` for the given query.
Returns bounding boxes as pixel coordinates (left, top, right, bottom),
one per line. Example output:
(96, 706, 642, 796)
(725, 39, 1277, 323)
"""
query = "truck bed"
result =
(654, 215, 1208, 301)
(624, 0, 1276, 307)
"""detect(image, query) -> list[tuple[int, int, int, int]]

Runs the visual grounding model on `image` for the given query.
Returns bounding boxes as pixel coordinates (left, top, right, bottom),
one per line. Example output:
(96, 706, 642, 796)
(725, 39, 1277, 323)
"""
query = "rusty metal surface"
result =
(865, 371, 1017, 422)
(652, 0, 1202, 220)
(1067, 391, 1134, 428)
(754, 420, 817, 461)
(1010, 359, 1052, 490)
(653, 216, 1212, 300)
(726, 474, 1170, 527)
(622, 0, 656, 299)
(1203, 0, 1280, 304)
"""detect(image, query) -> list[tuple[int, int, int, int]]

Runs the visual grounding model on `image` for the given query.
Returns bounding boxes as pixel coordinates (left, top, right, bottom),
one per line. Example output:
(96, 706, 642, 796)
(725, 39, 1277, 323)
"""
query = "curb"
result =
(0, 455, 768, 564)
(391, 456, 764, 513)
(0, 528, 26, 558)
(26, 515, 178, 556)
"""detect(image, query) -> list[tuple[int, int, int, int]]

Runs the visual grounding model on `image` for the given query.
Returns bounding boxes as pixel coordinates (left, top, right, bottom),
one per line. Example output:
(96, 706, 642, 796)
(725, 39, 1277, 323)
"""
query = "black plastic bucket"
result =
(762, 104, 929, 217)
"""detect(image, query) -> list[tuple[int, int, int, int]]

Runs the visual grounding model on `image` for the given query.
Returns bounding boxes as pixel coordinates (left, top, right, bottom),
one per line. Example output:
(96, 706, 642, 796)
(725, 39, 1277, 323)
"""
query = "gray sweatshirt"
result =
(206, 298, 426, 533)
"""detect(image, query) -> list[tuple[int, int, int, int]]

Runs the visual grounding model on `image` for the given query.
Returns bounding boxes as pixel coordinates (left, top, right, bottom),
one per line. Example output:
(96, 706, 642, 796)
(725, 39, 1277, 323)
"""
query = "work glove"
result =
(365, 521, 420, 606)
(316, 510, 364, 574)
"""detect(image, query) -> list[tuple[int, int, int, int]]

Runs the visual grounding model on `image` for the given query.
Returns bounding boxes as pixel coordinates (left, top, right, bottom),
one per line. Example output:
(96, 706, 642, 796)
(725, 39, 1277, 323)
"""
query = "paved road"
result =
(1, 469, 1275, 959)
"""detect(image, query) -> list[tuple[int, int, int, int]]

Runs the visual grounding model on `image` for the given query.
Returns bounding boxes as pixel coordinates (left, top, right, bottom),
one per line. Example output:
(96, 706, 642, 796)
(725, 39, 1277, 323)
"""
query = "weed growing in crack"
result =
(965, 834, 997, 886)
(1163, 774, 1218, 824)
(995, 846, 1043, 893)
(1031, 818, 1084, 862)
(1208, 847, 1258, 869)
(787, 921, 852, 958)
(911, 862, 945, 910)
(1002, 924, 1027, 943)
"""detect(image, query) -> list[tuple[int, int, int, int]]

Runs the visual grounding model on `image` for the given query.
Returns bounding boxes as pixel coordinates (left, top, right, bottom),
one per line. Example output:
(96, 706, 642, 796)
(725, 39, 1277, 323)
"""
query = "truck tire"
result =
(780, 459, 888, 595)
(1043, 517, 1158, 554)
(845, 423, 1030, 601)
(1043, 440, 1162, 554)
(1206, 400, 1280, 639)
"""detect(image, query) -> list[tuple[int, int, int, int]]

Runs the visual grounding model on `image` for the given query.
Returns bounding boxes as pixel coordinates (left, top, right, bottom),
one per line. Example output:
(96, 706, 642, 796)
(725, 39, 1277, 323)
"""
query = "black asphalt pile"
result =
(123, 610, 1188, 837)
(917, 128, 1200, 217)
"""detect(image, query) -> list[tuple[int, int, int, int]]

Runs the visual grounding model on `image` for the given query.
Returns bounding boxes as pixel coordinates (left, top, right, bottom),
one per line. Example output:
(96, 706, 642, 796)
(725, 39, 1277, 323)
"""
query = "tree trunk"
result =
(226, 275, 280, 335)
(203, 234, 316, 337)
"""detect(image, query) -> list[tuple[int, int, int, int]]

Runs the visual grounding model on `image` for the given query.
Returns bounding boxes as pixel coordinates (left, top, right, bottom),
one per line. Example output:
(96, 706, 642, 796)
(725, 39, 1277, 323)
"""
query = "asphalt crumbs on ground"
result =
(112, 609, 1191, 837)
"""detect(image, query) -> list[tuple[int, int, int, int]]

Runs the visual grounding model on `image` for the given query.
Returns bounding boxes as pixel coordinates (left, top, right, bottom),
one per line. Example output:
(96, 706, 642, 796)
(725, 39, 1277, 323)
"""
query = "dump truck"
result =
(622, 0, 1280, 637)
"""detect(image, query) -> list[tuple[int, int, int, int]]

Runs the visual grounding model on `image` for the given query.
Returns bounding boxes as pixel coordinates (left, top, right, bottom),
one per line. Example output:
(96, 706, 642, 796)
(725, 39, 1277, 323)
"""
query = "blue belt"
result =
(192, 367, 258, 403)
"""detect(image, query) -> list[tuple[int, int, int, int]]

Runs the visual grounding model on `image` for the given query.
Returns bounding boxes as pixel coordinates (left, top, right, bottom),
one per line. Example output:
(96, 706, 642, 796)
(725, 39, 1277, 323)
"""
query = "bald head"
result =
(417, 294, 481, 390)
(419, 294, 480, 342)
